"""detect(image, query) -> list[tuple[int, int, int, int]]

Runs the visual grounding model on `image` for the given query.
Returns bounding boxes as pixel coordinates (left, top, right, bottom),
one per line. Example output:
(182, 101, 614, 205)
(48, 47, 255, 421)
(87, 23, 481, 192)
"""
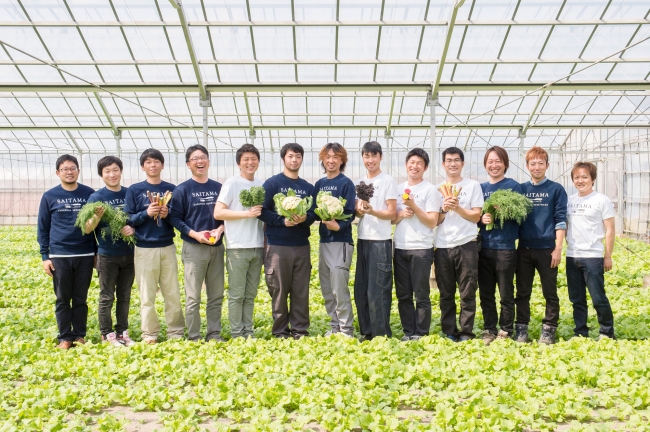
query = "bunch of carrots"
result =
(146, 190, 172, 226)
(438, 182, 462, 199)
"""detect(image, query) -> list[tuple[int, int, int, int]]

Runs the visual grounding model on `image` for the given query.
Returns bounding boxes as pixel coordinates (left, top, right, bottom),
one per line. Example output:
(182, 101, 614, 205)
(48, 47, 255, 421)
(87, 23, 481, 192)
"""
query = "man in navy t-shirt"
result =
(170, 144, 225, 342)
(37, 154, 95, 349)
(477, 146, 523, 345)
(515, 146, 567, 345)
(84, 156, 136, 348)
(124, 148, 185, 344)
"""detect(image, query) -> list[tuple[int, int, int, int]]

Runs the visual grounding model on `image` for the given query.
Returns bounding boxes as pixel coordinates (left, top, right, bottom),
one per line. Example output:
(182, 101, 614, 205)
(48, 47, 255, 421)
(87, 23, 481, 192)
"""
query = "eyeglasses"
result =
(58, 167, 78, 173)
(190, 155, 209, 162)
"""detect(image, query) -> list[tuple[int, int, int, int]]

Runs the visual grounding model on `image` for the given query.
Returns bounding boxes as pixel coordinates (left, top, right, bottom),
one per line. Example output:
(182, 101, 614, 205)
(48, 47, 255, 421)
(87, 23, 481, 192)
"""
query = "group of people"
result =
(37, 140, 616, 349)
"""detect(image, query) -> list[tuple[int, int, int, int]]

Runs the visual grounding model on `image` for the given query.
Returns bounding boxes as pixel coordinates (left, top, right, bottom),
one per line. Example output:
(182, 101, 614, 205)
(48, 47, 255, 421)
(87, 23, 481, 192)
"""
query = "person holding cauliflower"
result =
(313, 143, 356, 338)
(259, 143, 316, 339)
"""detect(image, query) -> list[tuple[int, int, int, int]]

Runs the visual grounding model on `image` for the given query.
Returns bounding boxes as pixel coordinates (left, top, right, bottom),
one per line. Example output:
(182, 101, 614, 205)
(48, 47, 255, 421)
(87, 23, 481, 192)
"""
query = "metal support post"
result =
(115, 129, 122, 159)
(427, 91, 439, 183)
(518, 129, 526, 182)
(199, 92, 211, 149)
(384, 130, 392, 176)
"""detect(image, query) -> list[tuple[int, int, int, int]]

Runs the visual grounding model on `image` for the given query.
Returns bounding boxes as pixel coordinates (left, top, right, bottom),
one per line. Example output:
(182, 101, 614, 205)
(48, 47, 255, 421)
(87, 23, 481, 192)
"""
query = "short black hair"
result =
(97, 156, 123, 176)
(361, 141, 382, 156)
(442, 146, 464, 162)
(56, 154, 79, 170)
(139, 148, 165, 166)
(405, 148, 429, 168)
(185, 144, 209, 163)
(236, 143, 260, 165)
(280, 143, 304, 159)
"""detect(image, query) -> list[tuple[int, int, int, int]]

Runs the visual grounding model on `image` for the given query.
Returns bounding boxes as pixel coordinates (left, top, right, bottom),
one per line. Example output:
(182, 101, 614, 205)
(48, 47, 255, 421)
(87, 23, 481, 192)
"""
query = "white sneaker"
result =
(324, 330, 334, 337)
(102, 332, 124, 348)
(118, 331, 136, 347)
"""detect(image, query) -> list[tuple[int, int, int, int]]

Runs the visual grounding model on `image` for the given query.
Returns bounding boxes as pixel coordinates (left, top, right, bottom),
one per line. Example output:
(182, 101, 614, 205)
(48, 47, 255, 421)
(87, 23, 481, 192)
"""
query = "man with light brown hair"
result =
(313, 143, 356, 337)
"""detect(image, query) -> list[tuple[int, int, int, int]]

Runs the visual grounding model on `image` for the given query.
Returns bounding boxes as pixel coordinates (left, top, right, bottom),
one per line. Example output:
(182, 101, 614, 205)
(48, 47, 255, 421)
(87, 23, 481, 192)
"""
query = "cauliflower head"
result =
(314, 191, 352, 221)
(321, 195, 343, 213)
(282, 196, 303, 210)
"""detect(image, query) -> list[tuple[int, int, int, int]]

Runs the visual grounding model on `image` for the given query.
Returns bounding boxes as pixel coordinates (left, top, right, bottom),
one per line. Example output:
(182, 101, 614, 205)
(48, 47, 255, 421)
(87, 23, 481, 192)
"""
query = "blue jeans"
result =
(354, 239, 393, 339)
(566, 257, 614, 338)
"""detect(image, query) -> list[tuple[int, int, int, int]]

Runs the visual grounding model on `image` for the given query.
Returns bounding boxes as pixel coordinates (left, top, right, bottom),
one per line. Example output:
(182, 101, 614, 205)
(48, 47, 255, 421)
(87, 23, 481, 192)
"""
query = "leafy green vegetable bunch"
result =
(482, 189, 533, 231)
(273, 188, 313, 221)
(314, 191, 352, 221)
(239, 186, 266, 207)
(74, 201, 136, 246)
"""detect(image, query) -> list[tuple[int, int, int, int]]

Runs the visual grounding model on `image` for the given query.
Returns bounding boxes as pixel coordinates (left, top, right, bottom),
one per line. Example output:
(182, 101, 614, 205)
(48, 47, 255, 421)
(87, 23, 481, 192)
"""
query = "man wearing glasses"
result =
(170, 145, 225, 342)
(37, 154, 96, 349)
(434, 147, 484, 342)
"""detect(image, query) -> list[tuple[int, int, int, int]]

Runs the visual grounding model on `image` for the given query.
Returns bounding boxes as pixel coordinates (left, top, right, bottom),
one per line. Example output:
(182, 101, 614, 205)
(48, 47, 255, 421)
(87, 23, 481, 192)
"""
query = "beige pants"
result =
(135, 245, 185, 340)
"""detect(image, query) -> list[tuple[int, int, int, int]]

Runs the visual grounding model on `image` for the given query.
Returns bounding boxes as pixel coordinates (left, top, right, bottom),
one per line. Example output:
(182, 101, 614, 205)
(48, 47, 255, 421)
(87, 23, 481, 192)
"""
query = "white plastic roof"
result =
(0, 0, 649, 153)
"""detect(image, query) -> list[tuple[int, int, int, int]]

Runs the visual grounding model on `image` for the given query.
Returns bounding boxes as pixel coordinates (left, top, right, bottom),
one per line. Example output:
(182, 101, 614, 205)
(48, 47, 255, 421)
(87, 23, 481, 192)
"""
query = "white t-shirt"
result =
(566, 191, 615, 258)
(394, 180, 440, 250)
(434, 177, 484, 248)
(355, 172, 398, 241)
(216, 175, 265, 249)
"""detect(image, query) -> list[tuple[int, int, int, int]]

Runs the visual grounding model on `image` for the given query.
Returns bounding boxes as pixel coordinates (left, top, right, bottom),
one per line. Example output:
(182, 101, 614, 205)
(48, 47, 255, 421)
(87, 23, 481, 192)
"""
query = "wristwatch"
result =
(439, 207, 447, 214)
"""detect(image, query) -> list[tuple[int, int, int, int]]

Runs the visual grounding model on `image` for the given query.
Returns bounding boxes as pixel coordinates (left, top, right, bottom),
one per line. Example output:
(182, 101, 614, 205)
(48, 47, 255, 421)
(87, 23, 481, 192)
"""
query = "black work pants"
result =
(354, 239, 393, 339)
(434, 241, 479, 338)
(515, 247, 560, 328)
(51, 256, 95, 342)
(394, 248, 434, 337)
(478, 248, 517, 334)
(97, 253, 135, 336)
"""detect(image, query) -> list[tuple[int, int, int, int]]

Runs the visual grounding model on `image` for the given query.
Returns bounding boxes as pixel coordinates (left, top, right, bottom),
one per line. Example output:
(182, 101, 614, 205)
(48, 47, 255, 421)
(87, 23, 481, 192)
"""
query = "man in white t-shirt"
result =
(392, 148, 439, 341)
(566, 161, 616, 340)
(434, 146, 484, 342)
(354, 141, 398, 340)
(213, 144, 265, 339)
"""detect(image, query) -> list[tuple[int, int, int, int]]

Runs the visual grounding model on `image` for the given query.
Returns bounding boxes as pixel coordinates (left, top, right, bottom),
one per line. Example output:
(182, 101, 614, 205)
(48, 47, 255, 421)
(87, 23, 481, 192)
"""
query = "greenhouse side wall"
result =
(1, 129, 648, 243)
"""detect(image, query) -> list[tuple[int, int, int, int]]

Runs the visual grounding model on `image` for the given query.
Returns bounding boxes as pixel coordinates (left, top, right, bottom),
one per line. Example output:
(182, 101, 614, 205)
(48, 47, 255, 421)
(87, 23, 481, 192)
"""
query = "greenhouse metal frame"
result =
(0, 0, 648, 239)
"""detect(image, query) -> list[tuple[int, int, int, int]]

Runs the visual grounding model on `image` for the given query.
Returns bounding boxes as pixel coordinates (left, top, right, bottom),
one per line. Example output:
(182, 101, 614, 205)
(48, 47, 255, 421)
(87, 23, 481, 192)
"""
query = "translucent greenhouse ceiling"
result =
(0, 0, 649, 153)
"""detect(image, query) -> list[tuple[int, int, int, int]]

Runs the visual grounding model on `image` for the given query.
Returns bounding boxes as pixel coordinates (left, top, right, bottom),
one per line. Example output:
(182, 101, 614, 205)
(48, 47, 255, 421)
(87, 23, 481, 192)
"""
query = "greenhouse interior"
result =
(1, 0, 650, 430)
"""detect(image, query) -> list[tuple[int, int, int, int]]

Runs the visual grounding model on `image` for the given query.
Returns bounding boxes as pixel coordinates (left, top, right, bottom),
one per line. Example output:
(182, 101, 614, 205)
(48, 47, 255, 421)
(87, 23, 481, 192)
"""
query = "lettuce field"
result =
(2, 226, 650, 431)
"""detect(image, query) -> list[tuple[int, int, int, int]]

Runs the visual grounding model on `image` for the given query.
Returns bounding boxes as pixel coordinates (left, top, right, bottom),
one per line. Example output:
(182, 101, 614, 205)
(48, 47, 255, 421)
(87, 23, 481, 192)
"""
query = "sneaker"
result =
(56, 340, 73, 350)
(102, 332, 124, 348)
(206, 335, 226, 343)
(117, 331, 136, 347)
(340, 332, 354, 338)
(445, 334, 459, 342)
(597, 334, 615, 341)
(497, 330, 510, 339)
(74, 337, 86, 346)
(514, 324, 529, 343)
(324, 330, 337, 337)
(482, 330, 497, 346)
(410, 335, 422, 341)
(358, 334, 370, 342)
(459, 335, 472, 342)
(143, 337, 157, 345)
(538, 325, 557, 345)
(400, 335, 412, 342)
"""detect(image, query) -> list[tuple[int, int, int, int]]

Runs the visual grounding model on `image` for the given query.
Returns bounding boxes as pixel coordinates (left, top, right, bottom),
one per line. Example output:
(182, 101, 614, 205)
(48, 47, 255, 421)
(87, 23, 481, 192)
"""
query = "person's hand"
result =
(291, 213, 307, 224)
(481, 213, 492, 225)
(192, 230, 212, 244)
(43, 260, 55, 277)
(147, 202, 161, 217)
(357, 200, 372, 215)
(284, 218, 297, 227)
(604, 256, 613, 272)
(322, 220, 340, 231)
(400, 208, 414, 219)
(550, 248, 562, 268)
(94, 205, 105, 219)
(121, 225, 135, 237)
(210, 225, 225, 242)
(402, 196, 417, 210)
(248, 205, 262, 218)
(159, 205, 169, 219)
(442, 197, 458, 212)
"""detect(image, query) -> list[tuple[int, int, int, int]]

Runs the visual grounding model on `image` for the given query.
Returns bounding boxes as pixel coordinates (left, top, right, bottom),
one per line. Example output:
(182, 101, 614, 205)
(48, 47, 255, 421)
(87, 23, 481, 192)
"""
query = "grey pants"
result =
(181, 242, 224, 341)
(319, 242, 355, 336)
(264, 244, 311, 338)
(226, 247, 263, 338)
